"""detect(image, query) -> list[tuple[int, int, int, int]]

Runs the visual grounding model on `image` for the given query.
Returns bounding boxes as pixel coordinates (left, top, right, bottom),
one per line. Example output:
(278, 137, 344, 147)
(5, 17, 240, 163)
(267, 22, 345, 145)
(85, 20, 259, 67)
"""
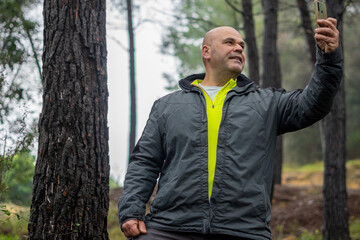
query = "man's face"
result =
(204, 28, 246, 76)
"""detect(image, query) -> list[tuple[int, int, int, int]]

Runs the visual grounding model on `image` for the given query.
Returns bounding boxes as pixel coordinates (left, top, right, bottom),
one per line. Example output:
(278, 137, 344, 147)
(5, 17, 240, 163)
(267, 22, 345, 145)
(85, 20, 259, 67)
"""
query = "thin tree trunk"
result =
(224, 0, 260, 85)
(296, 0, 317, 65)
(19, 11, 42, 84)
(261, 0, 282, 200)
(241, 0, 260, 85)
(321, 1, 349, 239)
(127, 0, 137, 158)
(261, 0, 281, 89)
(28, 0, 110, 238)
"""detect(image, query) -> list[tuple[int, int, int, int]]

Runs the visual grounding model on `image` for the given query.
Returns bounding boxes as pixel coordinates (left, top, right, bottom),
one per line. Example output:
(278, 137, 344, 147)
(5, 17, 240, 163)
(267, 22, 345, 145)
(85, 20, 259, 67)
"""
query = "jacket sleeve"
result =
(276, 45, 343, 135)
(118, 99, 164, 227)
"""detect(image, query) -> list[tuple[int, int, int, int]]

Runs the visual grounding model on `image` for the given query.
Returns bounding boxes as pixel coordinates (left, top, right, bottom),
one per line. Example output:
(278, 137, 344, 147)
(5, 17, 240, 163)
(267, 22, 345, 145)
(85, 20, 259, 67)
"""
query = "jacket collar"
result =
(179, 73, 256, 93)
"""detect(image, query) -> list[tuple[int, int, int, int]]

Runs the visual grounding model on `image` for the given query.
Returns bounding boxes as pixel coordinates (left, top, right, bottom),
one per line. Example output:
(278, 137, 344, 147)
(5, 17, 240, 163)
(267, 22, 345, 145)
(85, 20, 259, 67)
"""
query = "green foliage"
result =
(0, 204, 29, 239)
(347, 159, 360, 167)
(0, 62, 24, 125)
(0, 0, 39, 195)
(274, 226, 321, 239)
(284, 161, 324, 173)
(108, 226, 126, 240)
(0, 0, 39, 69)
(0, 120, 36, 200)
(0, 155, 13, 198)
(297, 229, 322, 240)
(347, 159, 360, 188)
(0, 151, 35, 206)
(0, 0, 40, 178)
(0, 234, 20, 240)
(0, 0, 41, 130)
(0, 194, 128, 240)
(274, 224, 285, 239)
(284, 158, 360, 172)
(163, 72, 180, 91)
(110, 176, 121, 189)
(350, 218, 360, 239)
(294, 218, 360, 239)
(108, 198, 126, 240)
(273, 219, 360, 240)
(161, 0, 250, 79)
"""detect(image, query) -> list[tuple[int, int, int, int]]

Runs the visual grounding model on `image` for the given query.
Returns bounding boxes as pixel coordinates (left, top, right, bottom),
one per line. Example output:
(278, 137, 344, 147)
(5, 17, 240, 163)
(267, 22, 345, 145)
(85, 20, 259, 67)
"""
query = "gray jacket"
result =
(118, 47, 343, 240)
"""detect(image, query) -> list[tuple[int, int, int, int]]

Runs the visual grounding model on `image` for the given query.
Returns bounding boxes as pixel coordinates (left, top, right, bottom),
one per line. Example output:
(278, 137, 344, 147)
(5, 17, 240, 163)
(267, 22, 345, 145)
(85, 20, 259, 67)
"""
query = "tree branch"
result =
(149, 6, 219, 29)
(19, 10, 42, 85)
(224, 0, 243, 14)
(107, 35, 128, 51)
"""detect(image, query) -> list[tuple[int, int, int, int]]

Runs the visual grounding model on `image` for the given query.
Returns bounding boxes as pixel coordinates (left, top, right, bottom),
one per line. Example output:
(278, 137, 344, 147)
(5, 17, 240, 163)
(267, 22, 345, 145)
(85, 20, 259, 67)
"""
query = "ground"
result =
(1, 160, 359, 239)
(270, 184, 360, 238)
(110, 182, 360, 239)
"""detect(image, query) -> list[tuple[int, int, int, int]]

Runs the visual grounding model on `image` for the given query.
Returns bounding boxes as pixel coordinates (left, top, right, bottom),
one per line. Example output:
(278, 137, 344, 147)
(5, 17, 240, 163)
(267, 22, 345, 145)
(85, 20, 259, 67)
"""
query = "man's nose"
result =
(233, 44, 243, 53)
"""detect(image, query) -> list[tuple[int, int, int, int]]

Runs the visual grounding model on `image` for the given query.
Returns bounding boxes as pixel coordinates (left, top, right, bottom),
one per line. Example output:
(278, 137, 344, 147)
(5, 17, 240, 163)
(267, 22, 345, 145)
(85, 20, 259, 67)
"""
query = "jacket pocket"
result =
(149, 175, 179, 213)
(249, 184, 267, 219)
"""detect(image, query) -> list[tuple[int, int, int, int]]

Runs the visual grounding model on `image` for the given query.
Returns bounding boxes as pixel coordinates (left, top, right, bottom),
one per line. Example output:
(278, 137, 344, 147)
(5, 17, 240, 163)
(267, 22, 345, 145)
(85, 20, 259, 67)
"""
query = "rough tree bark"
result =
(261, 0, 282, 200)
(127, 0, 137, 158)
(321, 0, 350, 239)
(28, 0, 110, 239)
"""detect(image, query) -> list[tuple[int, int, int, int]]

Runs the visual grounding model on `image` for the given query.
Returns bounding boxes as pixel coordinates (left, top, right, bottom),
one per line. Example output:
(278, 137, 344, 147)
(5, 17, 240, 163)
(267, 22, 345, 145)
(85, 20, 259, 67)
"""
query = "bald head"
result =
(202, 26, 241, 46)
(201, 26, 246, 84)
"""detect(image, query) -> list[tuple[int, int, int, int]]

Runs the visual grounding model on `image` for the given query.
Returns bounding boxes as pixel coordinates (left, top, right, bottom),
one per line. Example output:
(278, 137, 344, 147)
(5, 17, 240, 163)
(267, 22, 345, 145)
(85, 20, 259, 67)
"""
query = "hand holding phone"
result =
(314, 0, 339, 52)
(314, 17, 339, 53)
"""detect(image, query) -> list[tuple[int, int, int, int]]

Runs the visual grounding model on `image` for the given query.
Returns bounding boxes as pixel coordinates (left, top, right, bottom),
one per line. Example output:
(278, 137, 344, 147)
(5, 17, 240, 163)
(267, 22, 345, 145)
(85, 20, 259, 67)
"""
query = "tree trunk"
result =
(241, 0, 260, 85)
(224, 0, 260, 85)
(28, 0, 110, 239)
(127, 0, 137, 158)
(321, 1, 350, 239)
(261, 0, 282, 200)
(296, 0, 317, 65)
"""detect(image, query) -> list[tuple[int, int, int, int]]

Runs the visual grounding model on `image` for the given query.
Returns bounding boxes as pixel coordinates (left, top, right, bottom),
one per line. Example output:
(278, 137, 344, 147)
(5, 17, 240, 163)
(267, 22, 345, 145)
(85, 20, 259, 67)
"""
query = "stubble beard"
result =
(227, 60, 243, 78)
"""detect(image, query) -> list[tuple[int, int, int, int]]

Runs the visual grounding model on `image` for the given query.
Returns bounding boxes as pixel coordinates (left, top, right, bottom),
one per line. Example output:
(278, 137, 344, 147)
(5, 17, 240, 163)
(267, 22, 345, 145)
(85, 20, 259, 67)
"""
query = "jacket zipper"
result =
(191, 88, 211, 234)
(189, 88, 209, 233)
(192, 82, 237, 234)
(195, 83, 238, 234)
(195, 84, 215, 108)
(205, 90, 251, 234)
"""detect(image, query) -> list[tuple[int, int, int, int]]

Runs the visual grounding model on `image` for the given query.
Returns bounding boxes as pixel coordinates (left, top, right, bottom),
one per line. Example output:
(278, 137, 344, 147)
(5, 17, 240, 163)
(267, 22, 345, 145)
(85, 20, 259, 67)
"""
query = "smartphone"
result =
(314, 0, 327, 24)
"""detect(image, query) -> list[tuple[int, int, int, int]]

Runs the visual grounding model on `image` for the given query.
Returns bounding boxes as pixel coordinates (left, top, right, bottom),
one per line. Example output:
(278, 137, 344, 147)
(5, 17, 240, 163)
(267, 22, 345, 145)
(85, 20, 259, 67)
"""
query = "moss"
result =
(108, 198, 126, 240)
(0, 204, 29, 239)
(350, 218, 360, 240)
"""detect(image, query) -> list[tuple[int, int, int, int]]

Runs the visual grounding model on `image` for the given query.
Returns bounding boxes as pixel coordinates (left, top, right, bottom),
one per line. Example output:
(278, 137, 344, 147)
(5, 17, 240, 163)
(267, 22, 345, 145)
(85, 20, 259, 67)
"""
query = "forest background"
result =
(0, 0, 360, 239)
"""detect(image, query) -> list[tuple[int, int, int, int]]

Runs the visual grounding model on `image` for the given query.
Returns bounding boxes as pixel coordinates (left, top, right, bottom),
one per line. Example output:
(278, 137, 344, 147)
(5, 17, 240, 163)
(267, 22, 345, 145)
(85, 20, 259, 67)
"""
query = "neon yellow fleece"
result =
(191, 79, 237, 200)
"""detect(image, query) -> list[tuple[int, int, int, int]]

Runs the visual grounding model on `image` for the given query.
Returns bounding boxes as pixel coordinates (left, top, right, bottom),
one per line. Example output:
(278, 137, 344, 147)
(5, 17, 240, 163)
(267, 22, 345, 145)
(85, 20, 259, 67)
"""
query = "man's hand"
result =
(122, 219, 147, 238)
(314, 17, 340, 53)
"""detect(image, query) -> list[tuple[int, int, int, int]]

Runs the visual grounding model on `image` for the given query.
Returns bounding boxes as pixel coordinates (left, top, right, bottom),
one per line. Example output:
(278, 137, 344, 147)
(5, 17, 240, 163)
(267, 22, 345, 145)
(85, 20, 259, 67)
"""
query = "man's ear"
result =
(202, 45, 211, 60)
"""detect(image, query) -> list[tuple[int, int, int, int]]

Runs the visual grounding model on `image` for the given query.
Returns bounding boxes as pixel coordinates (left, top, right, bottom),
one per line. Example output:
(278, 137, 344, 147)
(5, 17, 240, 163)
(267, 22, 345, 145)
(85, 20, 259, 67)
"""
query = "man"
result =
(118, 18, 341, 240)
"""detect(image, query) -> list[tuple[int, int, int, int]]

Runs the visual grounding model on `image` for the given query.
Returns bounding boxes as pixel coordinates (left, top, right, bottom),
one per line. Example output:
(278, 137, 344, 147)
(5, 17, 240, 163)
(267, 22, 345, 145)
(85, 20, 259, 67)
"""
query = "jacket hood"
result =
(178, 73, 256, 93)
